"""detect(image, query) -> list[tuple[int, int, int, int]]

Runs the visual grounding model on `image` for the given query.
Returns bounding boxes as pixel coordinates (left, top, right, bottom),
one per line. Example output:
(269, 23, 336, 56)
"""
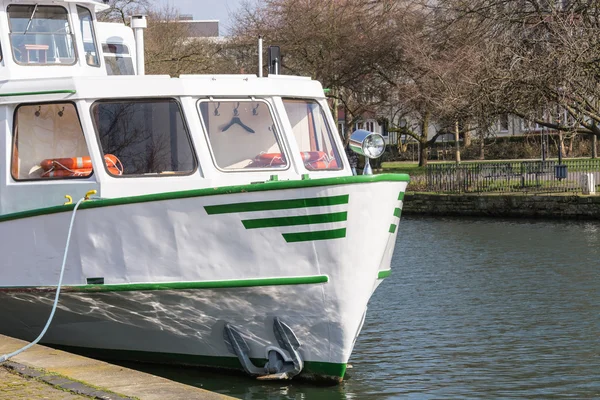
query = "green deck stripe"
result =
(0, 174, 409, 223)
(283, 228, 346, 243)
(243, 211, 347, 229)
(205, 195, 348, 215)
(393, 207, 401, 218)
(389, 224, 397, 233)
(378, 270, 392, 279)
(49, 345, 347, 381)
(398, 192, 405, 201)
(0, 90, 76, 97)
(1, 275, 329, 293)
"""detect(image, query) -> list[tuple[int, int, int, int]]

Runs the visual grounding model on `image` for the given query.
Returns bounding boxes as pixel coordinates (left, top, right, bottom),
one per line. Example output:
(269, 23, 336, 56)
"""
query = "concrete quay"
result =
(0, 334, 233, 400)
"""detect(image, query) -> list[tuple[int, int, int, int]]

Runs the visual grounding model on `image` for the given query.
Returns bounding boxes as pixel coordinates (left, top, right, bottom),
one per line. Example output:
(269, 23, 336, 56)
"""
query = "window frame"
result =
(282, 97, 343, 172)
(197, 98, 291, 173)
(102, 43, 135, 75)
(11, 101, 94, 182)
(90, 97, 199, 178)
(76, 5, 100, 68)
(7, 4, 78, 66)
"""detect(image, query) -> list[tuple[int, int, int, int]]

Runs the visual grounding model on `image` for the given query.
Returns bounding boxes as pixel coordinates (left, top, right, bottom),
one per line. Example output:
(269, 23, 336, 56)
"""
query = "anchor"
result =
(223, 317, 303, 380)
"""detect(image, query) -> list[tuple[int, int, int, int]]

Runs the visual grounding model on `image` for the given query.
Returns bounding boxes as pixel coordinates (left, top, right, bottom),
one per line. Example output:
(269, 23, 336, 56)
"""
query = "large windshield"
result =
(8, 5, 76, 65)
(92, 99, 197, 176)
(282, 99, 342, 171)
(198, 100, 288, 170)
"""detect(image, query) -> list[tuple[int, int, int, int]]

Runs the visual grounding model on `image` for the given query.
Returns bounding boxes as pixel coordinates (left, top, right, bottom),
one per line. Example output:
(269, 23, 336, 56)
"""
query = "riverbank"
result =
(403, 192, 600, 219)
(0, 335, 231, 399)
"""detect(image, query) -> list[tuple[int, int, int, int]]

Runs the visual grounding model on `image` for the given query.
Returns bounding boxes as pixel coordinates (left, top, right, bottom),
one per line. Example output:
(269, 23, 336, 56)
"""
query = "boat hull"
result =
(0, 176, 408, 382)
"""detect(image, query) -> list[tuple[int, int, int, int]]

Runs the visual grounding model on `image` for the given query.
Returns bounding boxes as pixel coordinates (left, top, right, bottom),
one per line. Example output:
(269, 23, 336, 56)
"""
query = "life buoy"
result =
(255, 152, 286, 166)
(40, 154, 120, 172)
(305, 159, 339, 170)
(251, 151, 338, 169)
(299, 151, 327, 162)
(41, 166, 122, 178)
(40, 154, 123, 178)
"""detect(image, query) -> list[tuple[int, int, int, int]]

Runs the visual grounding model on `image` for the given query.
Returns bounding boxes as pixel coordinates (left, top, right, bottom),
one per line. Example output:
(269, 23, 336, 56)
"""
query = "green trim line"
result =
(49, 345, 347, 382)
(378, 270, 392, 279)
(389, 224, 397, 233)
(393, 207, 401, 218)
(1, 275, 329, 293)
(0, 174, 409, 223)
(398, 192, 405, 201)
(0, 90, 76, 98)
(283, 228, 346, 243)
(206, 195, 348, 215)
(243, 211, 347, 229)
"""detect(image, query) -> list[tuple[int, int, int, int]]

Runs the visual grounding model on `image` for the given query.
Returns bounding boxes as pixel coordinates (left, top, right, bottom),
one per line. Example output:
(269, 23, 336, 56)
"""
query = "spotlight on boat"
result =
(349, 130, 385, 175)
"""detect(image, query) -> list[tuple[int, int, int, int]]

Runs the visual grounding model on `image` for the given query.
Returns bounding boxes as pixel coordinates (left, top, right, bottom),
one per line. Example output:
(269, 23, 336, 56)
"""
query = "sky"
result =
(157, 0, 245, 34)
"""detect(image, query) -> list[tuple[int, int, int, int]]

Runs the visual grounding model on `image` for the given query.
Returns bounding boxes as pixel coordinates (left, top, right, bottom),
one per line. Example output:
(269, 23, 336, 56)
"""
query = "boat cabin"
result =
(0, 0, 350, 215)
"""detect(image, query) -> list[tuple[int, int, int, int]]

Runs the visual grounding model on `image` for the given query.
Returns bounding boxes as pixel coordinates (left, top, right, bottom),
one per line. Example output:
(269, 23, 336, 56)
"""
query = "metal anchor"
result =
(223, 317, 304, 380)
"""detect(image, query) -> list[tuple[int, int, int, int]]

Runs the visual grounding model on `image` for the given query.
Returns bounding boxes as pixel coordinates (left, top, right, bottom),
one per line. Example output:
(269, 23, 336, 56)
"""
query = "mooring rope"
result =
(0, 193, 93, 362)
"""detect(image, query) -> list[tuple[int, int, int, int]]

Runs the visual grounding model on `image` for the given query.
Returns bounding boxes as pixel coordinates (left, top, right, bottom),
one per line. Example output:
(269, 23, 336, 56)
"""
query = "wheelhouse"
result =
(0, 74, 349, 214)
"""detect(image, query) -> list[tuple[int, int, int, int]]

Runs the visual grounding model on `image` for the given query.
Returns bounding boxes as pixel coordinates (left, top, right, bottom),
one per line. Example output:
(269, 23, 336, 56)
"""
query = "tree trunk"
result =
(478, 131, 485, 160)
(558, 130, 564, 161)
(593, 135, 598, 159)
(454, 120, 461, 164)
(418, 112, 430, 167)
(464, 124, 471, 147)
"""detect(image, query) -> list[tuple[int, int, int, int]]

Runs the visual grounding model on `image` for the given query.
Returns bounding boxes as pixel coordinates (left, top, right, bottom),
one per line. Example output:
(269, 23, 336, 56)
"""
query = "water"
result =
(122, 216, 600, 399)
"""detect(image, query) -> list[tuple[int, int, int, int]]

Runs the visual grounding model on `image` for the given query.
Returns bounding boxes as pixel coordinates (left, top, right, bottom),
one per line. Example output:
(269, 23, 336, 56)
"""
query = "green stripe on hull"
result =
(398, 192, 405, 201)
(49, 345, 347, 382)
(378, 270, 392, 279)
(0, 174, 409, 223)
(389, 224, 397, 233)
(242, 211, 347, 229)
(0, 275, 329, 293)
(205, 195, 349, 215)
(0, 89, 76, 97)
(393, 207, 401, 218)
(283, 228, 346, 243)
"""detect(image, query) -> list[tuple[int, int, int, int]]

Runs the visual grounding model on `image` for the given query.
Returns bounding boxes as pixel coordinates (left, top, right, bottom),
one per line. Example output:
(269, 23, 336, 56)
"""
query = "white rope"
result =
(0, 196, 88, 363)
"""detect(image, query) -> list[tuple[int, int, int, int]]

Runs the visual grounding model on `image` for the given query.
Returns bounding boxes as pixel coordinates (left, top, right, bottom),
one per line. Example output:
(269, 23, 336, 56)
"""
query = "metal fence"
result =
(426, 160, 600, 194)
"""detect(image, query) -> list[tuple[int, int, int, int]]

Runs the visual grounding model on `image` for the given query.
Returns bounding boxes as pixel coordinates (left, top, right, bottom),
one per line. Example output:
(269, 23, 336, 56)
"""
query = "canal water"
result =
(124, 216, 600, 399)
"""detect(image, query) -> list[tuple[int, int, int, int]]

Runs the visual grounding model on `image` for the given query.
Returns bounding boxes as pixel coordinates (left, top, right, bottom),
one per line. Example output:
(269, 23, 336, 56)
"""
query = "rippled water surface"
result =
(125, 216, 600, 399)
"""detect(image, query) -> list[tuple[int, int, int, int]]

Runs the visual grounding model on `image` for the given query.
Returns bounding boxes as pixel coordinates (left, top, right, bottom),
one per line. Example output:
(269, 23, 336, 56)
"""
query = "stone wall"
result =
(403, 193, 600, 219)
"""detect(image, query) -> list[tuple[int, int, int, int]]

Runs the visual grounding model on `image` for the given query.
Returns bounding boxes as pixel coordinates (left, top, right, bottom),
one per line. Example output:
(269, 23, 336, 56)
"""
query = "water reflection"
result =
(92, 217, 600, 398)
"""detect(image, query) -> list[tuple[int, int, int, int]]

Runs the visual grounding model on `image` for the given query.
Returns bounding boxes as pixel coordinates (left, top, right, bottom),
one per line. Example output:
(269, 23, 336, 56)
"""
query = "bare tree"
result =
(97, 0, 150, 23)
(144, 7, 235, 76)
(232, 0, 407, 143)
(438, 0, 600, 158)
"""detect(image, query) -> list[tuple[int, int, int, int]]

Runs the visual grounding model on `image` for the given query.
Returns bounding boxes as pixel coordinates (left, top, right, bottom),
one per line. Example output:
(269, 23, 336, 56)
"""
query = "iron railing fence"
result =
(426, 160, 600, 194)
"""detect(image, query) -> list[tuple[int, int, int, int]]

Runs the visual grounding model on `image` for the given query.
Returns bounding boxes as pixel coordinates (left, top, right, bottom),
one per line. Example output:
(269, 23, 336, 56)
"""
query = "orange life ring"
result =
(41, 166, 122, 178)
(41, 154, 120, 171)
(299, 151, 327, 162)
(305, 159, 339, 170)
(254, 152, 286, 166)
(40, 154, 123, 178)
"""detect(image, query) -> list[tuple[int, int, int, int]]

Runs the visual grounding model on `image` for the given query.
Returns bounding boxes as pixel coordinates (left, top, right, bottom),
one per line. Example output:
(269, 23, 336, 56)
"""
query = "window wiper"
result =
(24, 4, 38, 34)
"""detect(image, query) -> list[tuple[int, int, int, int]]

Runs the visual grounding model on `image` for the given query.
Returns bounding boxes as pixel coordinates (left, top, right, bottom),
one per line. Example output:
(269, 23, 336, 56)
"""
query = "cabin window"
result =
(198, 100, 288, 170)
(11, 103, 92, 180)
(91, 99, 197, 176)
(8, 5, 76, 65)
(282, 99, 342, 171)
(102, 43, 134, 75)
(77, 6, 99, 67)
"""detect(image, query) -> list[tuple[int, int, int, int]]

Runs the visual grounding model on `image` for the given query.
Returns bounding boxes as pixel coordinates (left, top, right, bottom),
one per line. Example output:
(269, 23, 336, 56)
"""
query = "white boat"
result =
(0, 0, 409, 382)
